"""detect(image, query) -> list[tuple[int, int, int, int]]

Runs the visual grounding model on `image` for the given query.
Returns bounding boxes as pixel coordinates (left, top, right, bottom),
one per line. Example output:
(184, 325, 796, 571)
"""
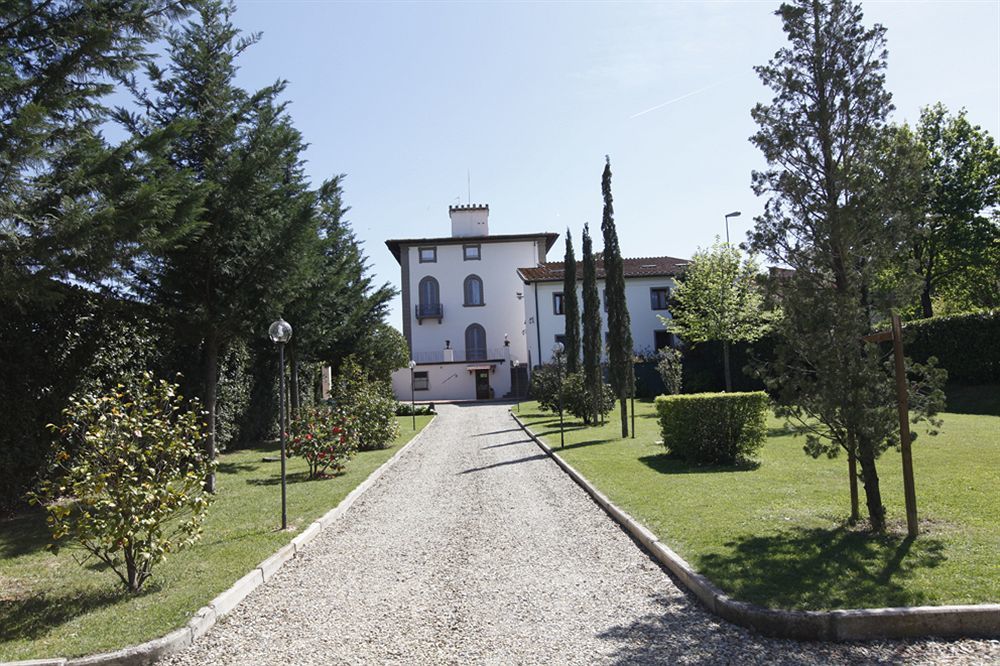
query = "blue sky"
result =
(224, 0, 999, 331)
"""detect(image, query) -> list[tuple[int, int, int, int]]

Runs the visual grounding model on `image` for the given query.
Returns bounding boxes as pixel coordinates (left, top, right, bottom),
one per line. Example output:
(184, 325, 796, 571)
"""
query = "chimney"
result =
(449, 204, 489, 237)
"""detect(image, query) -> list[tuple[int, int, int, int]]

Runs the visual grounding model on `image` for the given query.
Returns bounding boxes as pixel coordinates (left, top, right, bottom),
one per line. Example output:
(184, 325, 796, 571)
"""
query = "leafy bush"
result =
(31, 372, 213, 592)
(561, 372, 614, 423)
(904, 309, 999, 384)
(396, 402, 435, 416)
(332, 358, 399, 451)
(288, 405, 356, 479)
(655, 391, 769, 465)
(656, 347, 683, 395)
(528, 363, 562, 412)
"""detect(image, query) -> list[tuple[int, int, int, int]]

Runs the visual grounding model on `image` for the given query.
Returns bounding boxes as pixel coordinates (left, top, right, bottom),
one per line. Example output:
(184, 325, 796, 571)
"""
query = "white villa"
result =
(388, 204, 685, 402)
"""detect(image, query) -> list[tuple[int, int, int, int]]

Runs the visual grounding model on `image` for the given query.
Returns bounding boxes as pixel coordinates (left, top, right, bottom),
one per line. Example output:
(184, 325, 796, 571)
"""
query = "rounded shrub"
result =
(655, 391, 769, 465)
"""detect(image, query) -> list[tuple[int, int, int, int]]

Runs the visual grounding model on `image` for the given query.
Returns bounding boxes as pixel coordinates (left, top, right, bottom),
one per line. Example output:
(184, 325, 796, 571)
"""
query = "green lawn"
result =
(0, 415, 432, 661)
(514, 394, 999, 611)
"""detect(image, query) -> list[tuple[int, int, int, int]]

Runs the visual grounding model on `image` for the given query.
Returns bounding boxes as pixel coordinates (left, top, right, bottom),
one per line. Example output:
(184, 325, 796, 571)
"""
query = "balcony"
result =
(415, 303, 443, 322)
(412, 348, 508, 364)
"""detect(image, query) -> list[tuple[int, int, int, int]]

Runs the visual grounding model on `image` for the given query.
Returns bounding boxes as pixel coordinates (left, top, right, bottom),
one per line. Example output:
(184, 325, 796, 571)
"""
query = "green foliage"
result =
(581, 223, 603, 424)
(663, 240, 770, 392)
(31, 372, 213, 592)
(528, 363, 563, 413)
(748, 0, 946, 531)
(348, 323, 410, 383)
(395, 402, 436, 416)
(332, 358, 400, 451)
(656, 347, 683, 395)
(287, 405, 356, 479)
(655, 392, 769, 465)
(561, 372, 614, 423)
(601, 156, 634, 437)
(904, 310, 1000, 384)
(910, 104, 1000, 318)
(563, 229, 580, 373)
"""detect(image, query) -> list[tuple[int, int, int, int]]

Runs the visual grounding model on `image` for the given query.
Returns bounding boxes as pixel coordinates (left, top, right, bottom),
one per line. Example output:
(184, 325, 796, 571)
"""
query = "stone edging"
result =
(2, 416, 437, 666)
(510, 411, 1000, 641)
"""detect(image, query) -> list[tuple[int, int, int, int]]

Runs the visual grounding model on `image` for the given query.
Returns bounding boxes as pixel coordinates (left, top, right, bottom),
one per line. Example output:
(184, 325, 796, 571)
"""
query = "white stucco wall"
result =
(391, 361, 512, 402)
(406, 238, 539, 367)
(525, 275, 678, 367)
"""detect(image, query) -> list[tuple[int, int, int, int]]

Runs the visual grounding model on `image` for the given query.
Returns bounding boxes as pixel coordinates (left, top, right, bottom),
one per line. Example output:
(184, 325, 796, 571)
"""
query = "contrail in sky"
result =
(629, 81, 724, 119)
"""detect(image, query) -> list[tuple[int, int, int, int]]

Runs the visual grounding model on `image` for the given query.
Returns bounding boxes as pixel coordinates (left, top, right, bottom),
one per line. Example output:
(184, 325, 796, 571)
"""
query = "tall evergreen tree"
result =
(581, 224, 602, 425)
(562, 228, 580, 374)
(121, 0, 318, 490)
(1, 0, 194, 306)
(600, 157, 633, 438)
(750, 0, 944, 531)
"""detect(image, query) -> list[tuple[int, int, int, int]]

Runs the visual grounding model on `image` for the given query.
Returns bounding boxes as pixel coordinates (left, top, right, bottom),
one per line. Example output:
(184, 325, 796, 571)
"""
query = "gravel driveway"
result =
(162, 403, 999, 665)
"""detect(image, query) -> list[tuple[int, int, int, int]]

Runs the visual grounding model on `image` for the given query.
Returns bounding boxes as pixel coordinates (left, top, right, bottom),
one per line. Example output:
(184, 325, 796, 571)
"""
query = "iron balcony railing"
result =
(415, 303, 443, 320)
(411, 347, 508, 364)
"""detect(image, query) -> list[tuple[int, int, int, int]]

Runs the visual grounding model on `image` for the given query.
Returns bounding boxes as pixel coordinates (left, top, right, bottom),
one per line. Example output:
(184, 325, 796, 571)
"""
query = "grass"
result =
(0, 415, 433, 662)
(514, 390, 999, 611)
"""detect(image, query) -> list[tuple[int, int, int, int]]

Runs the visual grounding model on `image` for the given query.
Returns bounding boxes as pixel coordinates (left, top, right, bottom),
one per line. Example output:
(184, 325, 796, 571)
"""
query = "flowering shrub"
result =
(32, 372, 213, 592)
(287, 406, 356, 479)
(333, 358, 399, 451)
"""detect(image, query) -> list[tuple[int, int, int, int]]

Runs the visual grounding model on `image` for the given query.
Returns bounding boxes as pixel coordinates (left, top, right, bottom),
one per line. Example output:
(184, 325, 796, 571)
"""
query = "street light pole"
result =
(553, 342, 565, 448)
(269, 318, 293, 531)
(724, 210, 742, 245)
(408, 360, 416, 430)
(512, 359, 520, 413)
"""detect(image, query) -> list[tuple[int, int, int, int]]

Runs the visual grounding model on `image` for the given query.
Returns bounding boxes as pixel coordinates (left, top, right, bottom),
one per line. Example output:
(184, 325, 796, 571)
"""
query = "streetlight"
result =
(724, 210, 741, 245)
(512, 359, 520, 413)
(553, 342, 565, 448)
(408, 360, 417, 430)
(268, 317, 293, 531)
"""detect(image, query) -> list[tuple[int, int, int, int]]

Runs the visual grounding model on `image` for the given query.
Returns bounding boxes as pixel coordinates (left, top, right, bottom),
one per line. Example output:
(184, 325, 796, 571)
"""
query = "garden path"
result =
(162, 403, 997, 665)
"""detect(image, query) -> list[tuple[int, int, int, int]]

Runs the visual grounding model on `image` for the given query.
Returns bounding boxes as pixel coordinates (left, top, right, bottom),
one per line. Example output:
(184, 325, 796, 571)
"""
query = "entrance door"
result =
(475, 370, 490, 400)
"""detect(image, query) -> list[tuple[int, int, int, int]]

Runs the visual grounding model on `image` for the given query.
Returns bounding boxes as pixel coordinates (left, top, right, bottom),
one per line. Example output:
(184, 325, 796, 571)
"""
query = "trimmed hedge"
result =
(904, 310, 999, 385)
(655, 391, 770, 465)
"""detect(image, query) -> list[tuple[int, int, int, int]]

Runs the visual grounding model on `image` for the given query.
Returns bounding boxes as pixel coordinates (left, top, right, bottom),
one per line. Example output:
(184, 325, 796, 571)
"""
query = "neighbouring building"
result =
(387, 204, 687, 402)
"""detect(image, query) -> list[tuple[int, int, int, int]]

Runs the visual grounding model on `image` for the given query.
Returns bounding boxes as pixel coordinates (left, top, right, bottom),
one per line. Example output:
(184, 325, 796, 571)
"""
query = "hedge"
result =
(655, 391, 770, 465)
(903, 310, 999, 385)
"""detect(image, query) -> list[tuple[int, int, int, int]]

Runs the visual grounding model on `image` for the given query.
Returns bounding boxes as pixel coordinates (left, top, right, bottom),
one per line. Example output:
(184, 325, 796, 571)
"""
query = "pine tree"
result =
(750, 0, 944, 531)
(601, 157, 633, 438)
(122, 0, 318, 490)
(562, 229, 580, 374)
(581, 224, 603, 425)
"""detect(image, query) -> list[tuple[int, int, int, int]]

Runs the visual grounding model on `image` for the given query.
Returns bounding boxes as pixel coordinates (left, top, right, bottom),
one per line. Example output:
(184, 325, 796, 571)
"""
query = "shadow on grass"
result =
(696, 526, 946, 610)
(245, 471, 323, 486)
(0, 586, 126, 642)
(638, 454, 760, 475)
(767, 425, 797, 437)
(0, 509, 51, 559)
(217, 460, 262, 475)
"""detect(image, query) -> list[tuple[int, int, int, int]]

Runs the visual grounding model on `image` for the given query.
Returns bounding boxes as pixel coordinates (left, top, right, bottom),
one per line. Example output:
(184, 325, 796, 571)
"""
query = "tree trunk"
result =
(856, 435, 886, 532)
(289, 345, 300, 417)
(722, 340, 733, 392)
(848, 444, 860, 524)
(619, 395, 628, 438)
(920, 283, 934, 319)
(202, 330, 219, 493)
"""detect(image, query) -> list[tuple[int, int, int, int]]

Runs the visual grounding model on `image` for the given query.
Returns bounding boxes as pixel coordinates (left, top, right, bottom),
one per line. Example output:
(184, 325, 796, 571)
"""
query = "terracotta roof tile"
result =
(518, 255, 689, 282)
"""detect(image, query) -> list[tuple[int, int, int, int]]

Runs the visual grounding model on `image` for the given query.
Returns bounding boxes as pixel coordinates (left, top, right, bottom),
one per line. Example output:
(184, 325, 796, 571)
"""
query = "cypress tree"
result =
(581, 224, 602, 425)
(562, 228, 580, 374)
(601, 156, 634, 438)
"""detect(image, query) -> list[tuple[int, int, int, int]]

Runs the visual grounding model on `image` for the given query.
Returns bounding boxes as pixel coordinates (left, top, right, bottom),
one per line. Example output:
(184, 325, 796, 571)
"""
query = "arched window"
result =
(416, 276, 441, 319)
(463, 274, 484, 306)
(465, 324, 487, 361)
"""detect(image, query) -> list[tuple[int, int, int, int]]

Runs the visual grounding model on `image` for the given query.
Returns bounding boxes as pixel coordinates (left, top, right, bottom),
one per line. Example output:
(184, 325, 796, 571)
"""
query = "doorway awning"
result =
(466, 364, 496, 373)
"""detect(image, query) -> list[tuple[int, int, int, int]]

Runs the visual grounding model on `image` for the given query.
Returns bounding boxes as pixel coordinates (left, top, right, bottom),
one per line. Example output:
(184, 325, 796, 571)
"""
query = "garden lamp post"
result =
(408, 360, 417, 430)
(724, 210, 741, 245)
(269, 318, 293, 530)
(553, 342, 565, 448)
(512, 359, 520, 413)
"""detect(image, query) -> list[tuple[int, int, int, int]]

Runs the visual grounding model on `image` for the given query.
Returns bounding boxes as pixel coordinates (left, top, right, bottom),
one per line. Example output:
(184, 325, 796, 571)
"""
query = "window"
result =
(413, 371, 429, 390)
(552, 292, 564, 315)
(418, 247, 437, 263)
(416, 276, 442, 319)
(465, 324, 487, 361)
(463, 244, 481, 261)
(654, 330, 672, 351)
(464, 275, 484, 306)
(650, 287, 670, 310)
